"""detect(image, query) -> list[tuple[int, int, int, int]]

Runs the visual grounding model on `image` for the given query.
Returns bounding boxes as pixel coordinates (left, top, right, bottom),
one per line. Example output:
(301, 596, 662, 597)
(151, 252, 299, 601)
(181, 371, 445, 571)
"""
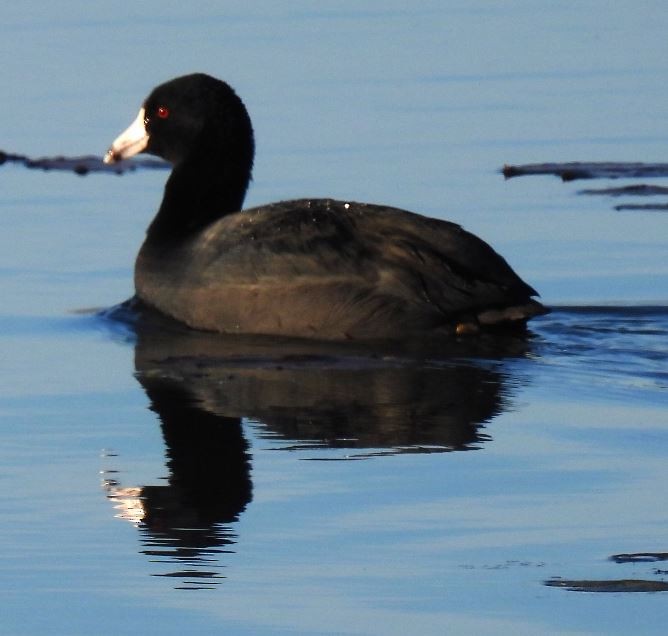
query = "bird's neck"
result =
(146, 142, 251, 243)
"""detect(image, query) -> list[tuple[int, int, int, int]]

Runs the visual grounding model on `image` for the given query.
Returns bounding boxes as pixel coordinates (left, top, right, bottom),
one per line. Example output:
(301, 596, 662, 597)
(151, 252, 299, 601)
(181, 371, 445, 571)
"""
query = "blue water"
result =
(2, 3, 668, 634)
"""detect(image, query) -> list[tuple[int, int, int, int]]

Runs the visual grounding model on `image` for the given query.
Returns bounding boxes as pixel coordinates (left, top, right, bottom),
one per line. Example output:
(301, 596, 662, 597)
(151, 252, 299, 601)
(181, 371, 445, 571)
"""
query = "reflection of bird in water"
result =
(101, 301, 533, 588)
(177, 359, 505, 456)
(129, 301, 531, 453)
(103, 372, 252, 590)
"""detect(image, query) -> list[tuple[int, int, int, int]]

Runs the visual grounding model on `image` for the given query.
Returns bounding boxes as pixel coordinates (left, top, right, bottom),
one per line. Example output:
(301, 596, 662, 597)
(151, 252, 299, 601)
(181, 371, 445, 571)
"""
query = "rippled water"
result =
(2, 305, 667, 633)
(2, 2, 668, 635)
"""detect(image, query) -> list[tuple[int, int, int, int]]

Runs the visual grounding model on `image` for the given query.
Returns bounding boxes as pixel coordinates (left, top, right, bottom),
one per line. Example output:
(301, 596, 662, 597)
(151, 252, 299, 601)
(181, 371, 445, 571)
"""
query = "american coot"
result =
(104, 73, 547, 340)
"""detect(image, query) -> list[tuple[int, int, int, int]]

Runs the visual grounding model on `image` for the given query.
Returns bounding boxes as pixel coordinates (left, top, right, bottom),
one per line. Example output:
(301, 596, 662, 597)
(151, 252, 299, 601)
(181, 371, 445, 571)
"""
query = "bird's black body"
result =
(105, 73, 546, 340)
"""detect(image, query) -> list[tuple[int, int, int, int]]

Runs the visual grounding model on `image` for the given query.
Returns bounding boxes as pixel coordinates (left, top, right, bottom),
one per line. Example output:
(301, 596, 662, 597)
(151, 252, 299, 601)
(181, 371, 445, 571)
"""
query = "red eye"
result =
(157, 106, 170, 119)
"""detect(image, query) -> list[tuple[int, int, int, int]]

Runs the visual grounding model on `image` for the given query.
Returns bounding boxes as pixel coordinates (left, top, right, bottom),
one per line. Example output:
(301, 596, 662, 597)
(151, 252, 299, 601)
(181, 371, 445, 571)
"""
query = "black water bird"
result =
(104, 73, 546, 339)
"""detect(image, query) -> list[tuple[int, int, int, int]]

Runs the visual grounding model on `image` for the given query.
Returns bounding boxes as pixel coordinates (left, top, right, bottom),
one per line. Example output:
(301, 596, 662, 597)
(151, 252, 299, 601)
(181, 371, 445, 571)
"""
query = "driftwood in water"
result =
(544, 578, 668, 593)
(0, 149, 168, 176)
(613, 203, 668, 211)
(581, 184, 668, 210)
(503, 161, 668, 212)
(579, 184, 668, 197)
(502, 162, 668, 182)
(545, 551, 668, 592)
(611, 552, 668, 563)
(4, 149, 667, 213)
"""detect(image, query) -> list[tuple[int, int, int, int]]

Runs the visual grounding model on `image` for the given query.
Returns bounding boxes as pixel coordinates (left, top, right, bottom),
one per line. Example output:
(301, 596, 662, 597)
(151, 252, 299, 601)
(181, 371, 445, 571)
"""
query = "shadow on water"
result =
(99, 299, 535, 589)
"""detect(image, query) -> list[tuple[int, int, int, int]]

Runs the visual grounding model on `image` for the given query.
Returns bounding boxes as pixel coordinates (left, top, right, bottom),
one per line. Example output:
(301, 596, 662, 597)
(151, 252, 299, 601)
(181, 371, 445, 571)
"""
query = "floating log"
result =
(579, 184, 668, 197)
(545, 578, 668, 593)
(502, 162, 668, 181)
(614, 203, 668, 211)
(611, 552, 668, 563)
(0, 149, 168, 176)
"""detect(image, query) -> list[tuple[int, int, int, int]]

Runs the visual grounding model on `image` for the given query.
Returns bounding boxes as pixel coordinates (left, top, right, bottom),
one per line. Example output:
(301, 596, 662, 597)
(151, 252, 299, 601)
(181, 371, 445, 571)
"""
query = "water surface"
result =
(2, 2, 668, 634)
